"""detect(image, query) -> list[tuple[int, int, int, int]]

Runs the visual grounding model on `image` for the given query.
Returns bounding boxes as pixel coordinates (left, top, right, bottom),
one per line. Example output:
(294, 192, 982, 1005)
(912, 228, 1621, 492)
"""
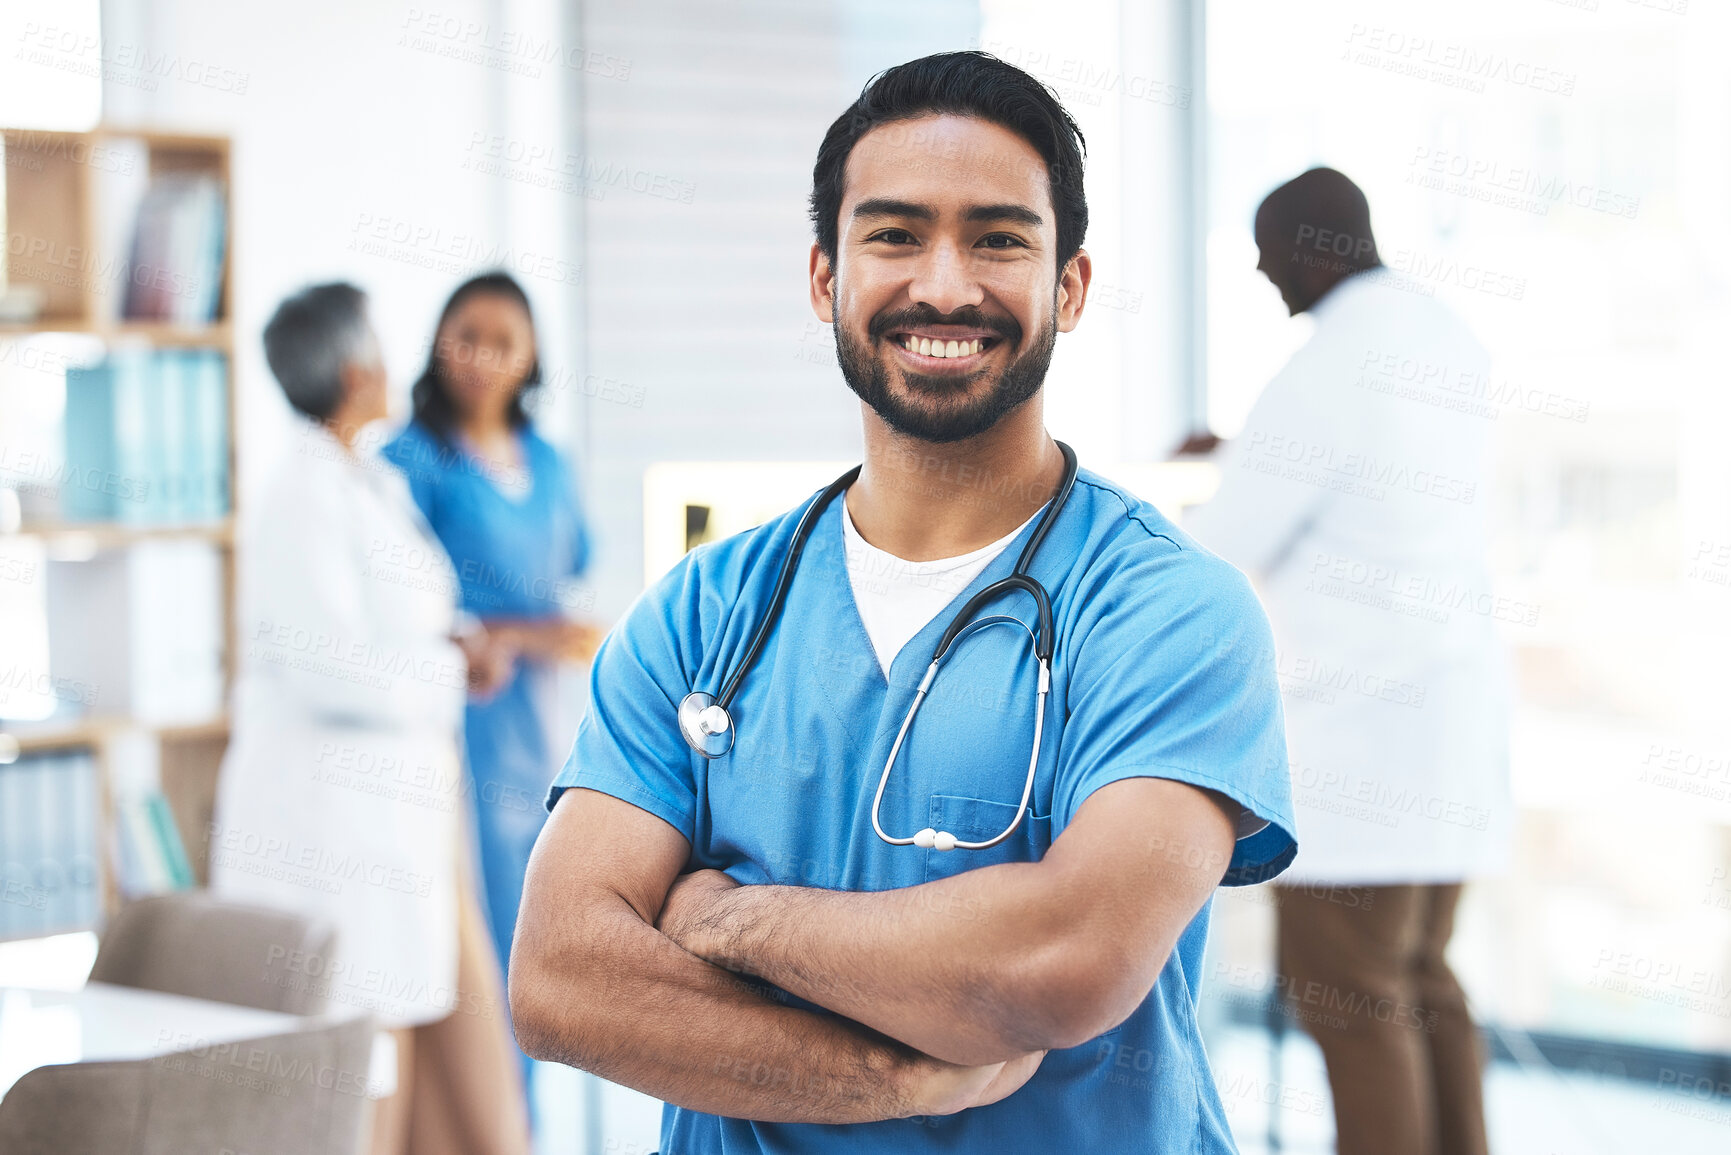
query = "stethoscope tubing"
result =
(870, 616, 1051, 851)
(715, 465, 860, 712)
(679, 441, 1078, 853)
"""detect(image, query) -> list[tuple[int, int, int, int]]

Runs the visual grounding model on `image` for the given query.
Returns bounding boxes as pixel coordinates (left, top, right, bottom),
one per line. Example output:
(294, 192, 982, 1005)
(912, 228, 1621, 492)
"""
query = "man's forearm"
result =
(669, 862, 1089, 1065)
(662, 780, 1239, 1066)
(513, 888, 945, 1124)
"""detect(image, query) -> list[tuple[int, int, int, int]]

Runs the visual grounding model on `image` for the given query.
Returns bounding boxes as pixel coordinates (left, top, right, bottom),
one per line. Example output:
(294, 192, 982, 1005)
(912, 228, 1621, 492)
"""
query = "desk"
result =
(0, 982, 396, 1102)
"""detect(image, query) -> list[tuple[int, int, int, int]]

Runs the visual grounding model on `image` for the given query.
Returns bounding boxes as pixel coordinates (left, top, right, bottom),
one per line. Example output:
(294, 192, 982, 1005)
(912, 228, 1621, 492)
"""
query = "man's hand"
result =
(658, 868, 741, 962)
(1173, 431, 1223, 456)
(905, 1049, 1047, 1117)
(513, 789, 1048, 1122)
(658, 868, 1048, 1113)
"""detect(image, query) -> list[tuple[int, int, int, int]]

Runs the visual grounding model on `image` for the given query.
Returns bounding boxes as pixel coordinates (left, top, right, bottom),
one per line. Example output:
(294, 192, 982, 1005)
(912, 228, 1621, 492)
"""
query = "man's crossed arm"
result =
(653, 777, 1237, 1065)
(509, 777, 1235, 1122)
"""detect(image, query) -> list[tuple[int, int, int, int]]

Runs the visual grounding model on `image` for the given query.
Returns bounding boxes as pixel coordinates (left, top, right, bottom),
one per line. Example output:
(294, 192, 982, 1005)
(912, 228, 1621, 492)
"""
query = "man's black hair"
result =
(809, 51, 1088, 272)
(1256, 167, 1381, 272)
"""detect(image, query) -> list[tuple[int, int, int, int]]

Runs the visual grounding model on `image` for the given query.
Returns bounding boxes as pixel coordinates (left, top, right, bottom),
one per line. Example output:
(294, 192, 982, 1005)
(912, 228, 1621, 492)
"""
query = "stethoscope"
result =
(677, 441, 1079, 853)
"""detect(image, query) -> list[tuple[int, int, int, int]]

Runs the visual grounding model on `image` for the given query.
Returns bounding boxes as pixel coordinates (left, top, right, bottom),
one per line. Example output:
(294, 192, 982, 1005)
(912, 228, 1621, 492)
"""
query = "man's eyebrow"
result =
(851, 198, 936, 221)
(848, 200, 1045, 229)
(965, 203, 1044, 228)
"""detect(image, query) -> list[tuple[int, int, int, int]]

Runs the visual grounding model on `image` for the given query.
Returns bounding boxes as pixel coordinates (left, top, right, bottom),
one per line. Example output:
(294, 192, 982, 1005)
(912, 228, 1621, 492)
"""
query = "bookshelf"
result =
(0, 127, 235, 939)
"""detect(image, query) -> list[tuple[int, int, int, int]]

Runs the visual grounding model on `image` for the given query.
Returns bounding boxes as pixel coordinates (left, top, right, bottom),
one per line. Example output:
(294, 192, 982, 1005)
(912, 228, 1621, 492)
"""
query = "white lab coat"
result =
(1186, 273, 1513, 884)
(211, 422, 467, 1026)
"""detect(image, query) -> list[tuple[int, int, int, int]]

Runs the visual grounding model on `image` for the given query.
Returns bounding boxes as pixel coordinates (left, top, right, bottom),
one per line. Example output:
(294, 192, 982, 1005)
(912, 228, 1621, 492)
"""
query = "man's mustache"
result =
(866, 306, 1021, 345)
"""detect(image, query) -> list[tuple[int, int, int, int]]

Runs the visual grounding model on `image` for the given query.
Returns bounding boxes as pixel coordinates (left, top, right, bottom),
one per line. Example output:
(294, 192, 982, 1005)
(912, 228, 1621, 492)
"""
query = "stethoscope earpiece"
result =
(912, 828, 958, 852)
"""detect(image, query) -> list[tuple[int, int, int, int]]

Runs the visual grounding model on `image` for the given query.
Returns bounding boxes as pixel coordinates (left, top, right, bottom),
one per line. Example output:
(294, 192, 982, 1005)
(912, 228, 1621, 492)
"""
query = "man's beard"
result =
(832, 302, 1057, 444)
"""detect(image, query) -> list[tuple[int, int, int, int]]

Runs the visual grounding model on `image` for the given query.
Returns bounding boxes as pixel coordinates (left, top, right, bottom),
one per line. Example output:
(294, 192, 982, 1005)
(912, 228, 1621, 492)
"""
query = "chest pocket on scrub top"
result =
(923, 796, 1053, 884)
(907, 609, 1052, 883)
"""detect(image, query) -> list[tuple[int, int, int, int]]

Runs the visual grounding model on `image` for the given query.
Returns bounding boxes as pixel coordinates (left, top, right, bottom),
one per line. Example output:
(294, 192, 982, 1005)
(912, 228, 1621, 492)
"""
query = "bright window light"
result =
(0, 1, 103, 131)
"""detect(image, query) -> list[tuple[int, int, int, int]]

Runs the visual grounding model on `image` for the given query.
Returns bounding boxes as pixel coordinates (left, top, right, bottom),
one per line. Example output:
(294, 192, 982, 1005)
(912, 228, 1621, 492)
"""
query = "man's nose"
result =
(906, 241, 985, 314)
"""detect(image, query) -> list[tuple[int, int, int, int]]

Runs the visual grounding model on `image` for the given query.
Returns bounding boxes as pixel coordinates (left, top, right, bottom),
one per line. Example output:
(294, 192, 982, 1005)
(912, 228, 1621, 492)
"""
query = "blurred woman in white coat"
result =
(1184, 170, 1510, 1155)
(210, 283, 529, 1155)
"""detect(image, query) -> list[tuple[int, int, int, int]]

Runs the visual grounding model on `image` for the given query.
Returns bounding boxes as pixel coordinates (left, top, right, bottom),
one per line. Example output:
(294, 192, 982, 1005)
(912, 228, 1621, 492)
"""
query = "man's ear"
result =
(1056, 248, 1092, 334)
(809, 242, 837, 324)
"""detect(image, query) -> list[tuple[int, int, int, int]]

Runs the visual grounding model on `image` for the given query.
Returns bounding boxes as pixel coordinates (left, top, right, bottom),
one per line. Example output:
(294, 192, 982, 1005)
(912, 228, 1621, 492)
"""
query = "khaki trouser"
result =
(1276, 883, 1489, 1155)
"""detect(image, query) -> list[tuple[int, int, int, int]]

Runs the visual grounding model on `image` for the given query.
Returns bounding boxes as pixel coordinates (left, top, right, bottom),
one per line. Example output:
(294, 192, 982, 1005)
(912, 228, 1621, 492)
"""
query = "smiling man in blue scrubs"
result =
(511, 51, 1297, 1153)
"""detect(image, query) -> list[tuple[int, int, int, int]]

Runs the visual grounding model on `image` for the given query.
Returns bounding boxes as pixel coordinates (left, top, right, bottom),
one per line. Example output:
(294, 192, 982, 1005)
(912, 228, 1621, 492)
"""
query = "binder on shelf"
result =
(20, 755, 45, 939)
(59, 349, 231, 525)
(144, 792, 194, 890)
(155, 350, 187, 523)
(0, 751, 102, 940)
(186, 178, 228, 325)
(91, 137, 152, 326)
(121, 174, 227, 325)
(67, 750, 101, 928)
(61, 359, 118, 523)
(115, 349, 157, 526)
(33, 753, 65, 931)
(0, 754, 33, 940)
(115, 792, 172, 897)
(194, 350, 230, 520)
(112, 790, 190, 898)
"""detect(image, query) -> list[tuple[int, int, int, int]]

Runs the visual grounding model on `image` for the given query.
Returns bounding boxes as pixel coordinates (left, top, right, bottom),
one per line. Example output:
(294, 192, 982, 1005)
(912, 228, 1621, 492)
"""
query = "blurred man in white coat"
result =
(1184, 168, 1512, 1155)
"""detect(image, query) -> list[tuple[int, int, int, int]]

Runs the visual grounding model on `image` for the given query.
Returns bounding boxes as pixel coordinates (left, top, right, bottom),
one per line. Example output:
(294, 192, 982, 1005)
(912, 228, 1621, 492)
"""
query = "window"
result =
(1205, 0, 1731, 1051)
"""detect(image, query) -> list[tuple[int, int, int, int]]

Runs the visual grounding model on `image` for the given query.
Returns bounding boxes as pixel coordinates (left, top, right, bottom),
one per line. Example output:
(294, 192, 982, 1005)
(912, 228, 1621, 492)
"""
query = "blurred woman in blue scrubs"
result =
(383, 273, 601, 1073)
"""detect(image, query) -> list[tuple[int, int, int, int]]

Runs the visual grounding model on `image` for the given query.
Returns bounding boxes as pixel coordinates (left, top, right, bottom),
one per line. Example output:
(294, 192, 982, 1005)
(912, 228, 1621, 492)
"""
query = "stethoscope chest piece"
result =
(678, 691, 735, 758)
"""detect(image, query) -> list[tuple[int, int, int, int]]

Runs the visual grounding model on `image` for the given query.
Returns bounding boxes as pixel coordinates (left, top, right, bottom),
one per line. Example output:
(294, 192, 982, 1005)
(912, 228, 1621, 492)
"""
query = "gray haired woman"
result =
(210, 283, 528, 1155)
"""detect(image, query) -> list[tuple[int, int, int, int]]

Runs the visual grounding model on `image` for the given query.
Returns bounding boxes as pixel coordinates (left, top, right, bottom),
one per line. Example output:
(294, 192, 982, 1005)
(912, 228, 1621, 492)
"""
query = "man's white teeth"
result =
(901, 336, 983, 358)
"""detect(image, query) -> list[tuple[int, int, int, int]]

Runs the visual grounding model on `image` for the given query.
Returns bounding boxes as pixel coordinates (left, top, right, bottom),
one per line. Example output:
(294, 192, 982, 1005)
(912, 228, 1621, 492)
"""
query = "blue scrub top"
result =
(549, 468, 1295, 1154)
(383, 420, 592, 619)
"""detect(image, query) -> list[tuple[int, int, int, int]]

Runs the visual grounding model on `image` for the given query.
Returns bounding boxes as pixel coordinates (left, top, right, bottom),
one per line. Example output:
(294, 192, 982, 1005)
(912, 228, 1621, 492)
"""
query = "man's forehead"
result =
(841, 114, 1053, 217)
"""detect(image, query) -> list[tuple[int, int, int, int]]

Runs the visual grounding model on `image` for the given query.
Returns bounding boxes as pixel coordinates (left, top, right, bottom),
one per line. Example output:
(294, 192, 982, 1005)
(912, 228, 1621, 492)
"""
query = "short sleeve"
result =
(544, 559, 698, 841)
(381, 425, 442, 527)
(1053, 547, 1296, 886)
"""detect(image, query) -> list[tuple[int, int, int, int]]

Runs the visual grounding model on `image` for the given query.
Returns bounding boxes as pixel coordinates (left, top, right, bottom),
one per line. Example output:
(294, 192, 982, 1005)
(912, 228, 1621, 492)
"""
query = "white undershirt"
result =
(841, 495, 1044, 676)
(843, 490, 1265, 841)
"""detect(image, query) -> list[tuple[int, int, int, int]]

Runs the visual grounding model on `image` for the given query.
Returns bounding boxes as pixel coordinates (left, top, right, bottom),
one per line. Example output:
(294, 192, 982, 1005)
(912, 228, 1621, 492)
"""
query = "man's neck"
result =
(846, 404, 1064, 562)
(1299, 262, 1380, 314)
